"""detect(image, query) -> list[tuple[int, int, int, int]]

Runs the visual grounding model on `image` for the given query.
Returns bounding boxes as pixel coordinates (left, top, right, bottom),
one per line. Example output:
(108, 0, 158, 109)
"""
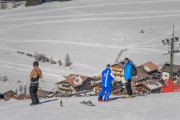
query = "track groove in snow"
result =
(6, 10, 180, 21)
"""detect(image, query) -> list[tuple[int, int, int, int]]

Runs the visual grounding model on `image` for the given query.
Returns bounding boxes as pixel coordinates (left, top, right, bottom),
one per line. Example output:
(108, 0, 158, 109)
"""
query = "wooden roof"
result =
(160, 64, 180, 73)
(133, 67, 152, 81)
(141, 61, 159, 72)
(3, 90, 17, 96)
(112, 62, 125, 68)
(57, 74, 92, 88)
(135, 80, 162, 91)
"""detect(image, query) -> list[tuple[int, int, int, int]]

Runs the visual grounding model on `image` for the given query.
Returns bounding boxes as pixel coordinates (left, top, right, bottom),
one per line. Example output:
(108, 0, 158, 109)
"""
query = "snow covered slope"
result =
(0, 93, 180, 120)
(0, 0, 180, 90)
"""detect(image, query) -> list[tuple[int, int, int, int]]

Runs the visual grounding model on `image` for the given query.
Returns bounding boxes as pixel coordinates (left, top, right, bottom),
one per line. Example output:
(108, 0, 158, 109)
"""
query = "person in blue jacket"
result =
(124, 58, 133, 96)
(98, 64, 115, 102)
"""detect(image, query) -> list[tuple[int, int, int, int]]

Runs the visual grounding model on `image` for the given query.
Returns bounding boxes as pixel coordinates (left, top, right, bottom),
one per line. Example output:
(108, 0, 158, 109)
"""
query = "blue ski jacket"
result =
(101, 67, 115, 88)
(124, 60, 133, 81)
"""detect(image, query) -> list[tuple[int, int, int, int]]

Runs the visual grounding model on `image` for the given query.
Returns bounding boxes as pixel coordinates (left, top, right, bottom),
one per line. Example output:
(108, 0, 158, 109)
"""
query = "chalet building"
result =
(132, 62, 161, 94)
(92, 81, 124, 95)
(134, 80, 162, 94)
(133, 67, 152, 84)
(160, 63, 180, 80)
(133, 61, 160, 85)
(92, 83, 102, 94)
(111, 62, 125, 82)
(3, 90, 17, 101)
(56, 74, 92, 95)
(13, 94, 30, 100)
(141, 61, 159, 74)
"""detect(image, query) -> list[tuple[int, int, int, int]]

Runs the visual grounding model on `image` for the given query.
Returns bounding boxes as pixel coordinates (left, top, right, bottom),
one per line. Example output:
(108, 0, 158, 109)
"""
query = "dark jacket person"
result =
(124, 58, 133, 97)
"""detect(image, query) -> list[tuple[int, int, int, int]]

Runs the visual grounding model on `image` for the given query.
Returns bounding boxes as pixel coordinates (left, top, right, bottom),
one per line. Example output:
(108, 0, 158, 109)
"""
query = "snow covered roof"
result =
(135, 80, 162, 91)
(57, 74, 92, 88)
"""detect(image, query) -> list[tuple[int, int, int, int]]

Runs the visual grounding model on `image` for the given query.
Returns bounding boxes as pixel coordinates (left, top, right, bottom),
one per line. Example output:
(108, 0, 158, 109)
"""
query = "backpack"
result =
(131, 64, 137, 76)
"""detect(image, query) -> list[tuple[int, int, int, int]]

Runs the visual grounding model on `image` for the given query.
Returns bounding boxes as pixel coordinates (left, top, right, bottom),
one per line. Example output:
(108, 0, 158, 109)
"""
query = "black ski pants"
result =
(125, 80, 133, 96)
(29, 82, 39, 104)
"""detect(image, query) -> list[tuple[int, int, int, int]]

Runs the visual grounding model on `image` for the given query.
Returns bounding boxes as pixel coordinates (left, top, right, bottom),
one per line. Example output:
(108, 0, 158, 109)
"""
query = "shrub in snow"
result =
(1, 1, 8, 10)
(2, 76, 9, 82)
(34, 52, 51, 63)
(141, 30, 144, 33)
(58, 60, 63, 66)
(50, 57, 57, 64)
(17, 51, 25, 54)
(26, 53, 33, 57)
(17, 80, 21, 83)
(23, 85, 27, 95)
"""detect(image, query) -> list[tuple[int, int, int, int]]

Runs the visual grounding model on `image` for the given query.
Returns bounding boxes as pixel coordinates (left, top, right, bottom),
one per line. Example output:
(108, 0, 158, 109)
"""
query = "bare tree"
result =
(50, 57, 53, 63)
(13, 0, 17, 8)
(19, 84, 23, 94)
(64, 54, 72, 67)
(15, 88, 18, 95)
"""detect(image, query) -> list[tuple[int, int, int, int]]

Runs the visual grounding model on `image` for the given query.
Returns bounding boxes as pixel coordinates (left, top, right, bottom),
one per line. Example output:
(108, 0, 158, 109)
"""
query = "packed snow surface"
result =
(1, 0, 180, 119)
(0, 93, 180, 120)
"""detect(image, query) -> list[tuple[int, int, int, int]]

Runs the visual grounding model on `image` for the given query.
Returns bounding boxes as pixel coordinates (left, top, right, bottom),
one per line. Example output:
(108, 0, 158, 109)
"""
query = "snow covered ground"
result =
(1, 0, 180, 80)
(1, 0, 180, 96)
(1, 0, 180, 119)
(1, 93, 180, 120)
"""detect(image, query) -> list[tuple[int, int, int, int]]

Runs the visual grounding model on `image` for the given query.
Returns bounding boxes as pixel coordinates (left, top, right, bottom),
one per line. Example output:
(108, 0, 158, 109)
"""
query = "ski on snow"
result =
(80, 100, 96, 106)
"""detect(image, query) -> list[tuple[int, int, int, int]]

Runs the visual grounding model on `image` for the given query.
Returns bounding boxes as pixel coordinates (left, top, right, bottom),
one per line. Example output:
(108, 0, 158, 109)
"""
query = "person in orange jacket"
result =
(29, 61, 43, 106)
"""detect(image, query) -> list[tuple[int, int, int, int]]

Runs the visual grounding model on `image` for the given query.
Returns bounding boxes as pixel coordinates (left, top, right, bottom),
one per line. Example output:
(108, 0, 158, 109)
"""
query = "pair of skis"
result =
(122, 95, 136, 99)
(80, 100, 96, 106)
(80, 95, 136, 107)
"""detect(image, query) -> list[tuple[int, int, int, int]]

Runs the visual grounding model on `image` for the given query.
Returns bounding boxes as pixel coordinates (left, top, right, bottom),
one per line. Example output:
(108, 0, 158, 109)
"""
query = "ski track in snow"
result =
(3, 12, 180, 29)
(1, 0, 180, 51)
(0, 60, 65, 77)
(3, 11, 180, 22)
(7, 39, 170, 56)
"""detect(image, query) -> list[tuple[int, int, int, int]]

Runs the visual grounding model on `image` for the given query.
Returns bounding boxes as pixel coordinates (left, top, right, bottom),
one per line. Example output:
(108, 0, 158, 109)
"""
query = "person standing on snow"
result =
(29, 61, 43, 106)
(124, 58, 133, 97)
(98, 64, 115, 102)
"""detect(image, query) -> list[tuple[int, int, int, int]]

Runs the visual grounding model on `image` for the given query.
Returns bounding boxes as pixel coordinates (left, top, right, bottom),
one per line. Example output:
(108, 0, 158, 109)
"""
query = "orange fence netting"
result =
(162, 79, 180, 93)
